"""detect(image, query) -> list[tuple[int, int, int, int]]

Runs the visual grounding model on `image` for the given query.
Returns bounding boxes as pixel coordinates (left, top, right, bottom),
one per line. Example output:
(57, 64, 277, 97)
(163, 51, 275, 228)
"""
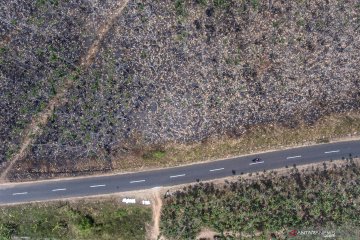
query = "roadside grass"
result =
(0, 199, 151, 240)
(133, 112, 360, 168)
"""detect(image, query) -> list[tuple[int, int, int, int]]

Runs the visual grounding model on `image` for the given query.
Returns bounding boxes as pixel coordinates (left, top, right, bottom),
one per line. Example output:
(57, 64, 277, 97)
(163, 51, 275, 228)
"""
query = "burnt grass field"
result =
(1, 0, 360, 180)
(0, 0, 127, 177)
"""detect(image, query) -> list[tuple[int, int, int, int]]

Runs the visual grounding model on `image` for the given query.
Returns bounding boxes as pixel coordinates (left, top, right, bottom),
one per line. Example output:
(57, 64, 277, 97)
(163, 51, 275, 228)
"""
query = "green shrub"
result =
(175, 0, 186, 16)
(143, 150, 166, 160)
(161, 161, 360, 238)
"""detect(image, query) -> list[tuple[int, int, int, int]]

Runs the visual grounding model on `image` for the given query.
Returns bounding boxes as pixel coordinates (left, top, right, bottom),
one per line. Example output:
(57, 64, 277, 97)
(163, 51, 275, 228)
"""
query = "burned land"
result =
(0, 0, 360, 180)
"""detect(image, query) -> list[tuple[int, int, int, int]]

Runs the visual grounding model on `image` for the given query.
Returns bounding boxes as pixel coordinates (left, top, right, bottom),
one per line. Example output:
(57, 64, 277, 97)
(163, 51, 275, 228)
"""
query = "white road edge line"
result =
(130, 180, 146, 183)
(12, 192, 28, 195)
(89, 184, 106, 188)
(249, 161, 264, 165)
(286, 155, 302, 159)
(170, 174, 186, 178)
(51, 188, 67, 192)
(324, 150, 340, 154)
(209, 168, 225, 172)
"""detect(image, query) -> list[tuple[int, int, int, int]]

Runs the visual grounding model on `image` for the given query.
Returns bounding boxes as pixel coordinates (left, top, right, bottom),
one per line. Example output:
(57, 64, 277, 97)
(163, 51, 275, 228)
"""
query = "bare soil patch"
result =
(196, 228, 218, 240)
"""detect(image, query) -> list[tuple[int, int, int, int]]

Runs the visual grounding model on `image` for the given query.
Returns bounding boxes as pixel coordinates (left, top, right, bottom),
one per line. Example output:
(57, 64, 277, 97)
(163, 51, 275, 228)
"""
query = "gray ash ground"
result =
(0, 0, 124, 174)
(2, 0, 360, 180)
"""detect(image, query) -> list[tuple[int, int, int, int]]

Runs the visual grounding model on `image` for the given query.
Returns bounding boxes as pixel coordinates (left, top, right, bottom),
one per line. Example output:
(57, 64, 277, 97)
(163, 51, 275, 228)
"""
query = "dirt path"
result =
(0, 0, 130, 182)
(150, 190, 163, 240)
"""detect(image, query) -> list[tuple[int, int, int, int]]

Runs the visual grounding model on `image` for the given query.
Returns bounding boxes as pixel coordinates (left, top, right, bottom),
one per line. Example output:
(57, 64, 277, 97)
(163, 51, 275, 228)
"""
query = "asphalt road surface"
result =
(0, 140, 359, 205)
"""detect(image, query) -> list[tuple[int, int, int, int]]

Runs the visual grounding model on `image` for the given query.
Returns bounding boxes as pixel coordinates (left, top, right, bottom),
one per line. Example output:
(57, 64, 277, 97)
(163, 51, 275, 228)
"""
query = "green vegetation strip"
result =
(0, 200, 151, 240)
(160, 159, 360, 239)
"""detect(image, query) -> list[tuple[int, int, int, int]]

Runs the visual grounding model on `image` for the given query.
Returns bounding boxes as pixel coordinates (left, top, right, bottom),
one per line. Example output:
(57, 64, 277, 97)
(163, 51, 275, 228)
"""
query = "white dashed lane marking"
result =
(324, 150, 340, 154)
(209, 168, 224, 172)
(12, 192, 28, 195)
(51, 188, 66, 192)
(170, 174, 186, 178)
(89, 184, 106, 188)
(286, 155, 302, 159)
(129, 180, 146, 184)
(249, 161, 264, 165)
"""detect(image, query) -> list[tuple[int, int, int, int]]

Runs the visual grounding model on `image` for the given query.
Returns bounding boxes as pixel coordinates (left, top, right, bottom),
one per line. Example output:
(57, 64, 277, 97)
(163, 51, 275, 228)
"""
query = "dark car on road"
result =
(252, 157, 261, 162)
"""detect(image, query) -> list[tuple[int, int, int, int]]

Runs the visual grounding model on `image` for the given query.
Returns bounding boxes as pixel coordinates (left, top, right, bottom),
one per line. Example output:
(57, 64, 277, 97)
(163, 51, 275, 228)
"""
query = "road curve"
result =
(0, 140, 359, 205)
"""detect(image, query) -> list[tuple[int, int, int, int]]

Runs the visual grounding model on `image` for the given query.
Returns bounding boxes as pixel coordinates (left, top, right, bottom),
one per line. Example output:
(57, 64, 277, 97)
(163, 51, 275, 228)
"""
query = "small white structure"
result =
(122, 198, 136, 204)
(141, 200, 151, 205)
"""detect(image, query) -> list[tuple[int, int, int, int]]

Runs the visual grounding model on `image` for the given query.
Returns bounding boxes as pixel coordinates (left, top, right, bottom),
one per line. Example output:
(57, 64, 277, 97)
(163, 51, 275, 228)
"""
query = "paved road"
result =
(0, 140, 359, 205)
